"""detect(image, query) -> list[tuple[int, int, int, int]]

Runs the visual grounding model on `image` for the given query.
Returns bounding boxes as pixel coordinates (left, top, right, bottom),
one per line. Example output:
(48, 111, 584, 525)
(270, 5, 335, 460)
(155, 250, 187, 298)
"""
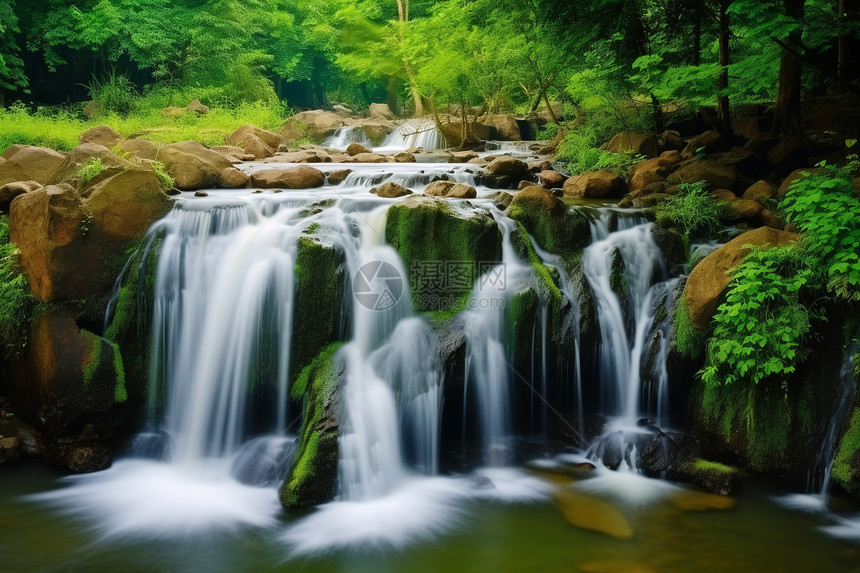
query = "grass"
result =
(75, 157, 106, 184)
(0, 97, 289, 152)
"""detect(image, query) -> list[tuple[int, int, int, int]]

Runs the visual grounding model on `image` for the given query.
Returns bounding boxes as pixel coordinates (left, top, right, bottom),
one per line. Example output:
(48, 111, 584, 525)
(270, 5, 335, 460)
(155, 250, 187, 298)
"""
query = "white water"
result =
(324, 118, 446, 153)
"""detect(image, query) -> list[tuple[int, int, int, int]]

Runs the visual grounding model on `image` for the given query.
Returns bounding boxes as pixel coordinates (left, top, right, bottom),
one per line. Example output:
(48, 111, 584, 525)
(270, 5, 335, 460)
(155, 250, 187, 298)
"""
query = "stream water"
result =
(5, 132, 860, 569)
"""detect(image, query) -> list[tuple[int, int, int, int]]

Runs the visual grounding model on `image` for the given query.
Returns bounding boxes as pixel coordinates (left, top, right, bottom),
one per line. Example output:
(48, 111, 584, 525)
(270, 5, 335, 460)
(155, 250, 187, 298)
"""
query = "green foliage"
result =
(88, 71, 138, 116)
(76, 158, 106, 185)
(536, 122, 559, 141)
(673, 295, 705, 361)
(832, 407, 860, 491)
(556, 130, 643, 178)
(701, 245, 818, 390)
(0, 215, 34, 360)
(780, 159, 860, 302)
(151, 161, 175, 189)
(659, 181, 726, 241)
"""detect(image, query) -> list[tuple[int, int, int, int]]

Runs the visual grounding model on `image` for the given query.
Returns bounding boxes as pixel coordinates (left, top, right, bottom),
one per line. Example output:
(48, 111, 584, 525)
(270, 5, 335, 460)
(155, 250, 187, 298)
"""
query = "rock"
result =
(743, 180, 777, 202)
(7, 307, 128, 472)
(268, 150, 331, 164)
(354, 119, 396, 146)
(48, 143, 138, 191)
(282, 110, 344, 142)
(553, 488, 634, 540)
(604, 132, 658, 158)
(0, 180, 42, 212)
(767, 136, 807, 175)
(0, 146, 66, 186)
(393, 151, 416, 163)
(483, 114, 522, 141)
(371, 182, 412, 198)
(82, 100, 102, 118)
(226, 125, 286, 155)
(713, 147, 768, 175)
(563, 170, 626, 199)
(668, 459, 741, 496)
(332, 104, 354, 117)
(778, 167, 825, 196)
(119, 139, 160, 161)
(194, 191, 208, 197)
(629, 155, 677, 193)
(424, 180, 477, 199)
(724, 199, 764, 223)
(218, 167, 250, 188)
(745, 134, 780, 156)
(711, 189, 737, 202)
(485, 155, 529, 177)
(210, 146, 252, 163)
(507, 186, 590, 254)
(452, 150, 479, 162)
(538, 170, 566, 188)
(187, 99, 210, 114)
(368, 103, 396, 120)
(487, 191, 513, 208)
(326, 169, 352, 185)
(761, 208, 783, 230)
(385, 196, 500, 310)
(346, 152, 393, 163)
(666, 159, 737, 191)
(156, 141, 234, 190)
(0, 436, 21, 464)
(670, 490, 737, 510)
(517, 180, 534, 191)
(681, 130, 723, 159)
(439, 121, 492, 147)
(683, 227, 800, 329)
(250, 166, 326, 189)
(84, 169, 173, 241)
(346, 143, 372, 156)
(662, 130, 684, 151)
(280, 344, 344, 508)
(79, 125, 123, 148)
(833, 408, 860, 497)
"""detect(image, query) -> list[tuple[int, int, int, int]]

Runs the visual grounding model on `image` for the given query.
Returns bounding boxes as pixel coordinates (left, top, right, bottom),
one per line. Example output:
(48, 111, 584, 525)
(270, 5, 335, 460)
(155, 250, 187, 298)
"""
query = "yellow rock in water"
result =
(581, 560, 657, 573)
(553, 488, 634, 540)
(670, 489, 737, 511)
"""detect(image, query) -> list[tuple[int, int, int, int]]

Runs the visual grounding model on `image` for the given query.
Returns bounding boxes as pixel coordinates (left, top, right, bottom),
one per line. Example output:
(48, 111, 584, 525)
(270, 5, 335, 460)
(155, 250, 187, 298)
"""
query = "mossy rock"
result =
(291, 233, 346, 380)
(385, 195, 501, 312)
(280, 343, 344, 508)
(668, 458, 741, 496)
(506, 186, 590, 258)
(833, 407, 860, 497)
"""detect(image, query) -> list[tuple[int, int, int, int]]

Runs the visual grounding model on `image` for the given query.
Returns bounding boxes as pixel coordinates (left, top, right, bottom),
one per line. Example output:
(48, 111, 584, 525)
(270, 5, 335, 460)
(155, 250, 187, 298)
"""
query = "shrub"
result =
(88, 71, 138, 117)
(151, 161, 175, 189)
(75, 157, 106, 184)
(555, 129, 643, 178)
(700, 245, 819, 390)
(658, 181, 726, 241)
(0, 215, 34, 359)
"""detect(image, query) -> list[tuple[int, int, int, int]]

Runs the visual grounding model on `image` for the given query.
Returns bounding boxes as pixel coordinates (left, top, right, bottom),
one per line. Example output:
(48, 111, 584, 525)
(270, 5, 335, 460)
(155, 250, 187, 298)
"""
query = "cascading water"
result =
(324, 126, 373, 149)
(375, 118, 446, 152)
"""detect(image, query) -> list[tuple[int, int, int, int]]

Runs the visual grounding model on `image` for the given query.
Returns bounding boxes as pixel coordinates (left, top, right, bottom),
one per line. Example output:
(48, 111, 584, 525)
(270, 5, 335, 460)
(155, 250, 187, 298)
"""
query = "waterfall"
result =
(324, 126, 373, 149)
(375, 119, 446, 152)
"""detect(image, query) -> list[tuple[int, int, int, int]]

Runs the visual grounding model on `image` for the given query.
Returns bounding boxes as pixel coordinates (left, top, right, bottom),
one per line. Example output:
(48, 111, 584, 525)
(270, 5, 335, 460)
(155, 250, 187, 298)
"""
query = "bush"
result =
(700, 245, 819, 390)
(75, 157, 105, 184)
(658, 181, 726, 240)
(152, 161, 175, 189)
(555, 128, 643, 178)
(0, 215, 34, 359)
(88, 71, 138, 117)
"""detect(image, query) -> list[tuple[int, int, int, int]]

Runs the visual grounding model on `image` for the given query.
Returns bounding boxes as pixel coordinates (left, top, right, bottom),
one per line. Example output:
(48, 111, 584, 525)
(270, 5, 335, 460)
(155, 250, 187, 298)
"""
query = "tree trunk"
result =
(387, 76, 399, 116)
(651, 94, 665, 133)
(360, 82, 371, 106)
(772, 0, 805, 136)
(541, 86, 559, 124)
(692, 3, 702, 66)
(717, 0, 733, 136)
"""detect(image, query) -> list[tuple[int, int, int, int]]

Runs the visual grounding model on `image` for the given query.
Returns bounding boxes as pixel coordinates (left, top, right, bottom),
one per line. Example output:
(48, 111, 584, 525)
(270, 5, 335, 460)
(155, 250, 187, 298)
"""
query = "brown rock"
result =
(761, 208, 784, 229)
(604, 132, 658, 158)
(0, 180, 42, 212)
(563, 170, 626, 199)
(346, 143, 372, 156)
(187, 99, 210, 114)
(683, 227, 799, 329)
(553, 488, 634, 540)
(483, 114, 522, 141)
(424, 180, 477, 199)
(79, 125, 123, 148)
(510, 185, 564, 213)
(250, 166, 326, 189)
(347, 152, 393, 163)
(156, 141, 234, 190)
(485, 155, 529, 177)
(226, 125, 285, 154)
(662, 130, 684, 151)
(660, 149, 682, 164)
(218, 167, 250, 188)
(778, 167, 824, 196)
(629, 156, 676, 193)
(681, 130, 723, 159)
(326, 169, 352, 185)
(711, 189, 737, 202)
(743, 180, 777, 202)
(236, 133, 274, 160)
(539, 170, 566, 188)
(767, 136, 807, 174)
(211, 145, 252, 162)
(48, 143, 138, 191)
(84, 169, 173, 241)
(666, 159, 737, 191)
(371, 182, 412, 198)
(393, 152, 416, 163)
(0, 146, 66, 186)
(488, 191, 514, 207)
(119, 139, 160, 161)
(368, 103, 396, 120)
(0, 437, 21, 464)
(725, 198, 764, 222)
(452, 151, 479, 162)
(281, 110, 344, 142)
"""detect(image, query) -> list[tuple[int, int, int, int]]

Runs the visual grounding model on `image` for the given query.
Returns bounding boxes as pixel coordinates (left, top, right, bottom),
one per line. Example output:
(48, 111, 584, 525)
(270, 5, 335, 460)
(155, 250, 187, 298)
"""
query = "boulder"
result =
(662, 130, 684, 151)
(629, 155, 677, 193)
(485, 156, 529, 177)
(743, 180, 777, 202)
(0, 437, 21, 464)
(332, 104, 354, 117)
(346, 152, 393, 163)
(563, 170, 626, 199)
(0, 146, 66, 186)
(683, 227, 799, 329)
(393, 152, 416, 163)
(84, 169, 173, 241)
(218, 167, 250, 189)
(187, 99, 210, 114)
(119, 139, 160, 161)
(267, 150, 330, 164)
(250, 166, 326, 189)
(7, 307, 128, 472)
(452, 151, 479, 162)
(538, 170, 566, 188)
(355, 119, 396, 146)
(326, 169, 352, 185)
(48, 143, 139, 191)
(346, 143, 372, 156)
(833, 407, 860, 497)
(423, 181, 477, 199)
(667, 459, 741, 496)
(507, 186, 590, 254)
(234, 133, 273, 160)
(371, 182, 412, 198)
(368, 103, 397, 120)
(767, 136, 807, 175)
(210, 146, 251, 163)
(483, 114, 522, 141)
(666, 159, 737, 191)
(711, 189, 737, 202)
(777, 167, 824, 196)
(79, 125, 123, 148)
(723, 198, 764, 223)
(439, 122, 492, 147)
(487, 191, 514, 208)
(681, 130, 723, 159)
(156, 141, 234, 190)
(0, 180, 42, 212)
(282, 110, 344, 143)
(604, 132, 658, 158)
(226, 125, 286, 156)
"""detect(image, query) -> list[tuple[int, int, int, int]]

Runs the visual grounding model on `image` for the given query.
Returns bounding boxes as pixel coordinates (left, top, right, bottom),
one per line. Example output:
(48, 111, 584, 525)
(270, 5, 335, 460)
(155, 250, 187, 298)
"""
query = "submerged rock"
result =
(371, 181, 412, 198)
(423, 180, 477, 199)
(553, 487, 634, 540)
(668, 459, 741, 496)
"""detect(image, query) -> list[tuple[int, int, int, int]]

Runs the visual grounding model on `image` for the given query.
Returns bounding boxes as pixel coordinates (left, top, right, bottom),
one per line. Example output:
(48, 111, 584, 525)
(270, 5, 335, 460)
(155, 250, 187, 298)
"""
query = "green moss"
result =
(692, 459, 737, 475)
(673, 295, 705, 360)
(506, 201, 590, 258)
(281, 342, 344, 508)
(110, 340, 128, 403)
(609, 248, 628, 304)
(833, 408, 860, 494)
(82, 331, 102, 386)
